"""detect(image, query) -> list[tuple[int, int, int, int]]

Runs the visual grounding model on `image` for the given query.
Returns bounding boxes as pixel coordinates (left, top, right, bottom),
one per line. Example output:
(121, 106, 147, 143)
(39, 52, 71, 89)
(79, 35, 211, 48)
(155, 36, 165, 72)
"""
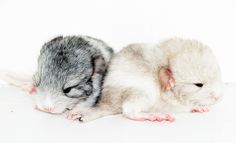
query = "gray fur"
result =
(33, 35, 113, 114)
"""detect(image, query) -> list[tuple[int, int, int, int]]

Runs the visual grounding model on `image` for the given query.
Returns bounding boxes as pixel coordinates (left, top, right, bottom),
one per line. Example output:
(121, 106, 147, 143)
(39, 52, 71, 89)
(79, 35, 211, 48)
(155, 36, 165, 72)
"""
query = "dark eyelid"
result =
(63, 87, 71, 94)
(194, 83, 204, 87)
(175, 82, 204, 87)
(62, 84, 79, 93)
(63, 75, 91, 91)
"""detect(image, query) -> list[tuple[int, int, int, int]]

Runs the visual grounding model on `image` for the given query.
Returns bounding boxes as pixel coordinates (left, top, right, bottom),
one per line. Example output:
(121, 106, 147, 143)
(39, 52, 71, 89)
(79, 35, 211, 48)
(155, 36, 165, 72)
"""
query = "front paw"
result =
(66, 112, 95, 123)
(66, 112, 83, 121)
(191, 106, 209, 113)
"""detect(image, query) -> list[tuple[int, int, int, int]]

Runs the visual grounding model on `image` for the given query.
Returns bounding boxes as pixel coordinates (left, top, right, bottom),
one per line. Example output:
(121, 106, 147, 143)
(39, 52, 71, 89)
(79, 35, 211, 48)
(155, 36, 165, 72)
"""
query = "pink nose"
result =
(209, 92, 221, 101)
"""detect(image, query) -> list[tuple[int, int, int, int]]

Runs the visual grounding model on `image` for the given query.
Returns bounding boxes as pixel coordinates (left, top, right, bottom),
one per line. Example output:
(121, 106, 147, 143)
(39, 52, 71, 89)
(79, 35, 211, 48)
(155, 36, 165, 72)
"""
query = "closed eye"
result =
(63, 87, 72, 94)
(194, 83, 204, 87)
(62, 84, 79, 95)
(63, 88, 84, 98)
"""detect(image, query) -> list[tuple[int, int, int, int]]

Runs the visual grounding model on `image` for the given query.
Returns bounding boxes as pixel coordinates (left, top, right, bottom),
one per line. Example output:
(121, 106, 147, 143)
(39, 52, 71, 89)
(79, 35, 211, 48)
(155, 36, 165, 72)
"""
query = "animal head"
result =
(33, 36, 106, 114)
(159, 39, 223, 107)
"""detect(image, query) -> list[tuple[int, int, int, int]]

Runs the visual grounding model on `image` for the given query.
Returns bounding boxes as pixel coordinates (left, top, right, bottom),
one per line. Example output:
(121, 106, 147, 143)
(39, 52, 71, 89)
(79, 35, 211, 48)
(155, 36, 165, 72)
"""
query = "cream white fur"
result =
(74, 38, 223, 122)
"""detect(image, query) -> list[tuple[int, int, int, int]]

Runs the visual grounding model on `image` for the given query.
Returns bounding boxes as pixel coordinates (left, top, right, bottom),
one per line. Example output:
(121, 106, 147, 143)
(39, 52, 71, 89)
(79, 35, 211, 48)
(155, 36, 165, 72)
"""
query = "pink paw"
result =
(149, 114, 175, 122)
(66, 112, 82, 121)
(126, 113, 175, 122)
(191, 106, 209, 113)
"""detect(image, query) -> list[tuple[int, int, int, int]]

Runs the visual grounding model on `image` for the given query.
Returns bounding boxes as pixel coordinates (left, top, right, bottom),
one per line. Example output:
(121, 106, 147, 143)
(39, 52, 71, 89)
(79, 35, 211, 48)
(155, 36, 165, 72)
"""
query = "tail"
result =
(0, 71, 35, 94)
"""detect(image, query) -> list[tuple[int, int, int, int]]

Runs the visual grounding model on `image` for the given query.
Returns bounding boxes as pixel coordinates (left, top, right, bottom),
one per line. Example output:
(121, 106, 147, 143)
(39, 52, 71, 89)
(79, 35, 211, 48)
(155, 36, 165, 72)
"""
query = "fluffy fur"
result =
(34, 35, 113, 114)
(68, 38, 223, 122)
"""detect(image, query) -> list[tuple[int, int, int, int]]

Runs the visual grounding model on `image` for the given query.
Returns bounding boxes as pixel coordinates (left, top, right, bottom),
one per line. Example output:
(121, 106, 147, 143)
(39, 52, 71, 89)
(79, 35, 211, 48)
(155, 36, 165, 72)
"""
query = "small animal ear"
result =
(92, 55, 106, 76)
(159, 66, 175, 91)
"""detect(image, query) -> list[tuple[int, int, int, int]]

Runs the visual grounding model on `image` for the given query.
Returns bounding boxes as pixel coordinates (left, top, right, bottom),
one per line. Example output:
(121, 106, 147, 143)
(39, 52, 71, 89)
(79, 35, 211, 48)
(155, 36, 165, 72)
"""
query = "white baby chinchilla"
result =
(67, 38, 223, 122)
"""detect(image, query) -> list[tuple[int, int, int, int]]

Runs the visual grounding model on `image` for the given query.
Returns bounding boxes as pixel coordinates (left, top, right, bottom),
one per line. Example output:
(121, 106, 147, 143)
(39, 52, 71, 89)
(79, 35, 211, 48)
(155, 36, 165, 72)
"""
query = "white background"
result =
(0, 0, 236, 143)
(0, 0, 235, 82)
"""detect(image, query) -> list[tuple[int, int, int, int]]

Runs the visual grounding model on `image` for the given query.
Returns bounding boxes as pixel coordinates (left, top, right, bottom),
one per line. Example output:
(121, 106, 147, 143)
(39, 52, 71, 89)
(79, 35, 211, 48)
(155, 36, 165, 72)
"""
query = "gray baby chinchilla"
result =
(33, 35, 113, 114)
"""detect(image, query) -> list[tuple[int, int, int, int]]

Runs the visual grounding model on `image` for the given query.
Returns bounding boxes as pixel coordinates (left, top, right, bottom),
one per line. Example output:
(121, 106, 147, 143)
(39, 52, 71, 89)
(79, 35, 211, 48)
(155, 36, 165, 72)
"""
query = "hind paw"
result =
(191, 106, 209, 113)
(124, 112, 175, 122)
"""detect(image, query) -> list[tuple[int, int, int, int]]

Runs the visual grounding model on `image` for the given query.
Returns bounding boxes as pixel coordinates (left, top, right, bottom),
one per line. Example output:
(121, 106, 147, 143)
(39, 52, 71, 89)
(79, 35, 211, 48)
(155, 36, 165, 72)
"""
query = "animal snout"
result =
(209, 92, 221, 101)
